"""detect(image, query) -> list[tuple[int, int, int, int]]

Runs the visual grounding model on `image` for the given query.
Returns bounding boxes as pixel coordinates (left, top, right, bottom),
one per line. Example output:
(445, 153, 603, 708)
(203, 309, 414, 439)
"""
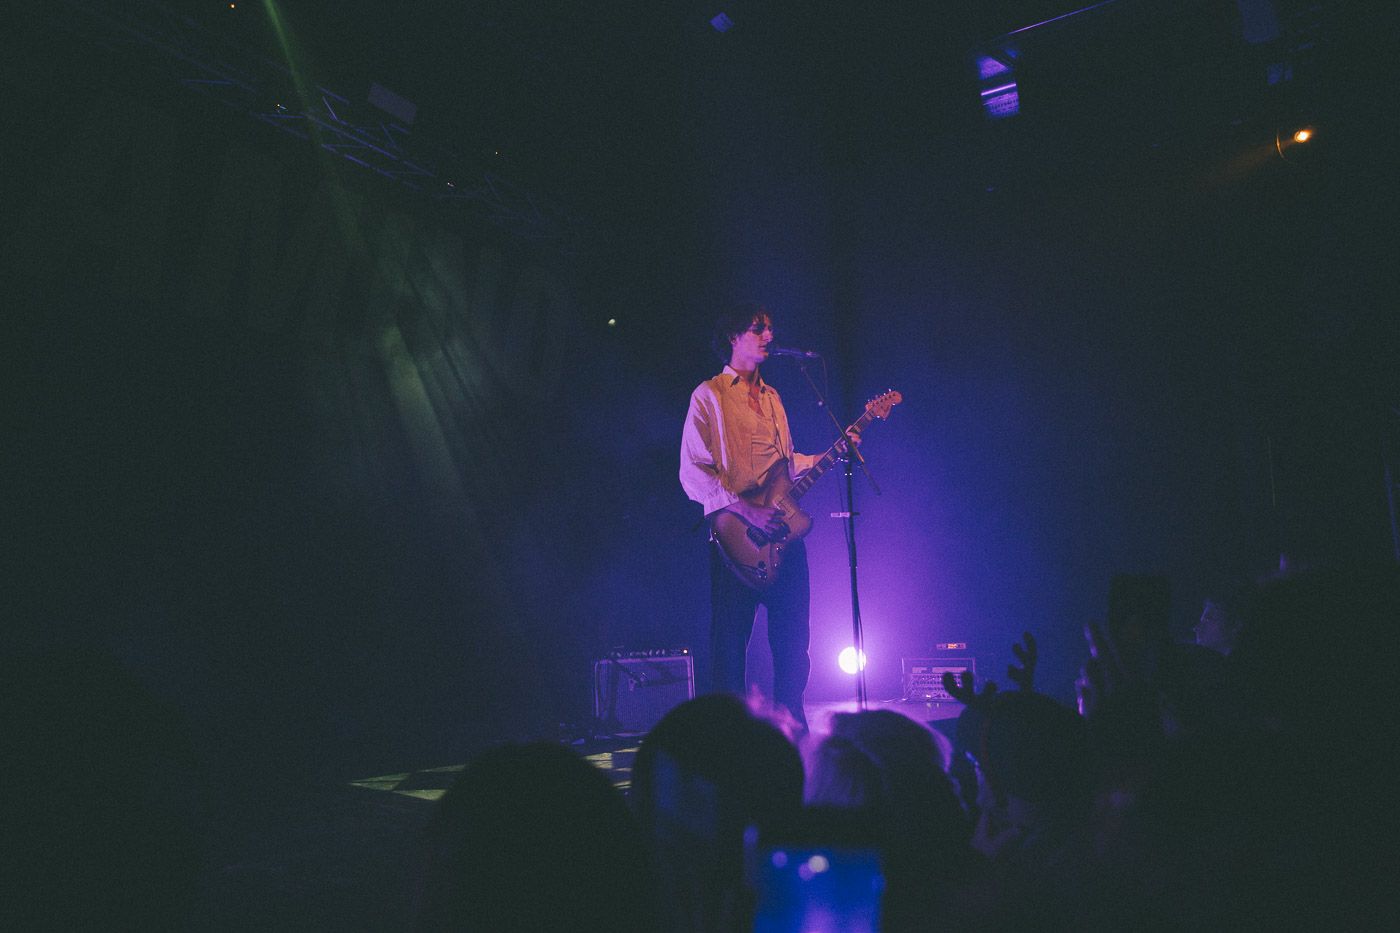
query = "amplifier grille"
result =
(901, 657, 976, 703)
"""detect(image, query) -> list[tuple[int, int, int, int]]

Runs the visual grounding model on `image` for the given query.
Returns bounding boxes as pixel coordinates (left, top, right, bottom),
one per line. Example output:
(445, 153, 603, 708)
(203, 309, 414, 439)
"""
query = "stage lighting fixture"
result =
(977, 54, 1012, 79)
(1275, 124, 1319, 164)
(973, 49, 1020, 119)
(838, 647, 868, 674)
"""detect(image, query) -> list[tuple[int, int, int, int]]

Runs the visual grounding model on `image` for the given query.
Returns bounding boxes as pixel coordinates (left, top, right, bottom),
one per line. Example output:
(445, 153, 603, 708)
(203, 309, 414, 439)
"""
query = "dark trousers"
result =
(709, 537, 811, 728)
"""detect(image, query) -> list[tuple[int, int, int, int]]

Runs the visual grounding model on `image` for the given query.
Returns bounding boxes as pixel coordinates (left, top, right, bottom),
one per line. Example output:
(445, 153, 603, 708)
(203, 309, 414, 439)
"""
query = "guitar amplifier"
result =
(593, 652, 695, 735)
(901, 656, 976, 703)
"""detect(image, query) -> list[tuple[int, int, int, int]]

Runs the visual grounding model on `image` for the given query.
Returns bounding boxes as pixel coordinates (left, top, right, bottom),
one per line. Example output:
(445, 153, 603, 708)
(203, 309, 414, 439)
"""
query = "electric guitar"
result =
(711, 390, 902, 590)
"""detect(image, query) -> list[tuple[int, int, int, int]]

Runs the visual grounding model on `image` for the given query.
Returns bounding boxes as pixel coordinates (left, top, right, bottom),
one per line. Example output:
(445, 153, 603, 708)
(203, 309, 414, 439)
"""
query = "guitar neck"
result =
(789, 408, 882, 502)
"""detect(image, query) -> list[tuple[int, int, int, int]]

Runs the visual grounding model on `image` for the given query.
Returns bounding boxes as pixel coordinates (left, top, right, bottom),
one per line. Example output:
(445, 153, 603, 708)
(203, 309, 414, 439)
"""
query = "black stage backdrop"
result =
(7, 25, 603, 778)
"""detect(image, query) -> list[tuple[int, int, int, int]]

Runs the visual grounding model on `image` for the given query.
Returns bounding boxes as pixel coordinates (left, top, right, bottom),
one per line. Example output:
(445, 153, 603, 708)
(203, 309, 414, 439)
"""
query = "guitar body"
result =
(708, 389, 902, 591)
(710, 471, 814, 590)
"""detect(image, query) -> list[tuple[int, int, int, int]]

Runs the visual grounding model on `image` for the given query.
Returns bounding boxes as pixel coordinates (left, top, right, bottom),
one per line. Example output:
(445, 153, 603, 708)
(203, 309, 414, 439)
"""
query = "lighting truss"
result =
(49, 0, 585, 251)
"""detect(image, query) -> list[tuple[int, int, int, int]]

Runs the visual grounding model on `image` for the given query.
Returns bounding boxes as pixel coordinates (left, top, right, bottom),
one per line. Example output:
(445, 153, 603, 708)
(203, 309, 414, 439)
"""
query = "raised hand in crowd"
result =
(942, 669, 997, 707)
(1007, 631, 1037, 692)
(1075, 620, 1124, 719)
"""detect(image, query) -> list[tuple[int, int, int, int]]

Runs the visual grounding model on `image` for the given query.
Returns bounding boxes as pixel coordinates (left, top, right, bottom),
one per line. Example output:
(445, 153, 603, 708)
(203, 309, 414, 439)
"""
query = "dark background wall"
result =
(6, 1, 1396, 780)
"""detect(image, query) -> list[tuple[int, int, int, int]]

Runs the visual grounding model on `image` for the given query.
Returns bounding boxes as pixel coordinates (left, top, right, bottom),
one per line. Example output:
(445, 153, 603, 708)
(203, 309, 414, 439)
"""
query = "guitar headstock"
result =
(864, 389, 903, 421)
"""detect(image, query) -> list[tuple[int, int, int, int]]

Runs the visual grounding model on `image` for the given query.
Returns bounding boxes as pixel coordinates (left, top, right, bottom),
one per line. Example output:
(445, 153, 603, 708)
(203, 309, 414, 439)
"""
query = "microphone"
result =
(767, 346, 822, 359)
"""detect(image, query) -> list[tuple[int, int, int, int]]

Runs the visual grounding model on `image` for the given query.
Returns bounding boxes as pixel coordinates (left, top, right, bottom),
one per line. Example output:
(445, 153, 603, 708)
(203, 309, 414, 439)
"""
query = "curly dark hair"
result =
(711, 301, 772, 363)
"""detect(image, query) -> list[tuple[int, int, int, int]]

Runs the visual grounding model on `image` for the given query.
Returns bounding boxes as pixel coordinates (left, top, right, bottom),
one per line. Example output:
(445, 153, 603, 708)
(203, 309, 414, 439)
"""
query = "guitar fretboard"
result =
(789, 406, 884, 502)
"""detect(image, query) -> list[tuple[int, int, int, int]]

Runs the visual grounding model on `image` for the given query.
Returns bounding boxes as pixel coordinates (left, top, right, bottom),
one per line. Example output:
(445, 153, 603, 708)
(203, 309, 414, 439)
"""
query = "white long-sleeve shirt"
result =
(679, 366, 818, 516)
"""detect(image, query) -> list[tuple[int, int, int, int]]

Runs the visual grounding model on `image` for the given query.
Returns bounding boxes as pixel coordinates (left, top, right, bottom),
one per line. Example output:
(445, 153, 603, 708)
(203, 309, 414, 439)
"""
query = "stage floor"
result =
(808, 696, 964, 729)
(343, 696, 963, 805)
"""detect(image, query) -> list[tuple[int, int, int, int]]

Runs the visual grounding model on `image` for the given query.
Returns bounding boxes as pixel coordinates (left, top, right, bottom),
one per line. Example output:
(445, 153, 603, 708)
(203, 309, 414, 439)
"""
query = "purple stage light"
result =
(838, 647, 868, 675)
(977, 55, 1011, 79)
(974, 46, 1019, 120)
(981, 84, 1020, 119)
(711, 12, 734, 33)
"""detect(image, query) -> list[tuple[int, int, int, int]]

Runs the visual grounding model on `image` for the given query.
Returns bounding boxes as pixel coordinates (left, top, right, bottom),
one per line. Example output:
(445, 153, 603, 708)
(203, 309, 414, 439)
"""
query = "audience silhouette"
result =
(406, 562, 1399, 928)
(629, 694, 804, 932)
(415, 741, 659, 931)
(25, 562, 1392, 929)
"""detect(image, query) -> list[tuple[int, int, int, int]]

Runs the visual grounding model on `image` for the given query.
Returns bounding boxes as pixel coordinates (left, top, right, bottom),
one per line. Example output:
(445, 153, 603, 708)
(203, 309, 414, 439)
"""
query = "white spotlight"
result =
(838, 647, 868, 675)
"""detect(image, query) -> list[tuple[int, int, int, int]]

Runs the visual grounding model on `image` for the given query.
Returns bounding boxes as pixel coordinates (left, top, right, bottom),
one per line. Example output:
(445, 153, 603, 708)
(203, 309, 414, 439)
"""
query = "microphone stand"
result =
(791, 358, 880, 710)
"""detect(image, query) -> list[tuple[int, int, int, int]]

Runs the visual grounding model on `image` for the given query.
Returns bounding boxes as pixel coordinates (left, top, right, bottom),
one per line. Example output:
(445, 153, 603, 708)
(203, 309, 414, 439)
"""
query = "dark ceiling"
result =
(204, 0, 1345, 214)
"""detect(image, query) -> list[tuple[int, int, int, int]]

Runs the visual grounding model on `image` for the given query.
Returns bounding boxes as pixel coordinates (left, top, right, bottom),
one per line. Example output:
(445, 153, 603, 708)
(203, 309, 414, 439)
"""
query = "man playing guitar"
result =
(679, 302, 824, 732)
